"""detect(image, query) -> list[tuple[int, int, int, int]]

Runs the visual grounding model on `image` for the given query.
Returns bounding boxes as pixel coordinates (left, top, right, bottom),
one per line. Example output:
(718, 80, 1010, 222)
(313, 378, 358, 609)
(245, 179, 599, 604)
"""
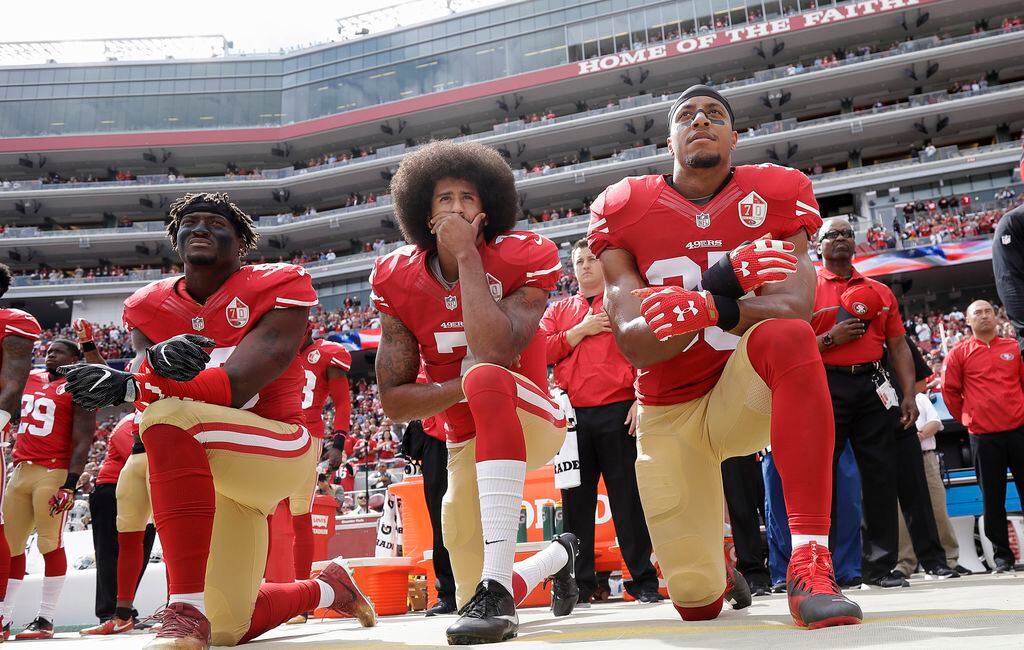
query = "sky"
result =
(0, 0, 410, 55)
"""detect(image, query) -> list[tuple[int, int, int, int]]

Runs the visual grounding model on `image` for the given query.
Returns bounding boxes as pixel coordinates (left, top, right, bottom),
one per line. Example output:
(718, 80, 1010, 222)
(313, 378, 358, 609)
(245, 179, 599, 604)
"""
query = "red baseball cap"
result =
(838, 283, 885, 322)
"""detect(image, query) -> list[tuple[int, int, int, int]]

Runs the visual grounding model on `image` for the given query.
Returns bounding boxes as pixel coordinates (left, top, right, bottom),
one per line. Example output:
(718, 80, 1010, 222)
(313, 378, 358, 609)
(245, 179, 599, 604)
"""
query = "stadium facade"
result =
(0, 0, 1021, 325)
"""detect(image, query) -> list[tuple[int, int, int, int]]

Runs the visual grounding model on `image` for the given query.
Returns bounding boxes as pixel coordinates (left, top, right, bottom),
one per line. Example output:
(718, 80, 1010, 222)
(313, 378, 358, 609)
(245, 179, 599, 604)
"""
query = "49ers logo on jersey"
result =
(307, 349, 321, 364)
(738, 191, 768, 228)
(225, 297, 250, 328)
(56, 383, 67, 395)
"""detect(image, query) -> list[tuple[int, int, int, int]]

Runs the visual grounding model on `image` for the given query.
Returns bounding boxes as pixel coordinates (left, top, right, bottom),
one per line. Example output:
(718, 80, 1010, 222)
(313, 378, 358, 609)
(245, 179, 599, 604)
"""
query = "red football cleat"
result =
(317, 558, 377, 627)
(81, 615, 135, 636)
(786, 541, 863, 629)
(15, 617, 54, 640)
(143, 603, 211, 649)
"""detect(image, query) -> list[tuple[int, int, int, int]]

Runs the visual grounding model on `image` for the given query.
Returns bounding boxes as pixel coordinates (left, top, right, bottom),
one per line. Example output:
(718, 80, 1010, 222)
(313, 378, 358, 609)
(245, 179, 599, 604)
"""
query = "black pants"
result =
(826, 370, 911, 581)
(420, 428, 456, 601)
(560, 399, 657, 599)
(894, 423, 947, 572)
(970, 428, 1024, 565)
(723, 454, 769, 585)
(89, 484, 156, 620)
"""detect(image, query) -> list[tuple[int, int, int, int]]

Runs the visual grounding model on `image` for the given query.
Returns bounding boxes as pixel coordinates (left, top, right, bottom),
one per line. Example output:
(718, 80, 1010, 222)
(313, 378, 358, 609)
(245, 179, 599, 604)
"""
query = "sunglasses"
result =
(820, 228, 855, 241)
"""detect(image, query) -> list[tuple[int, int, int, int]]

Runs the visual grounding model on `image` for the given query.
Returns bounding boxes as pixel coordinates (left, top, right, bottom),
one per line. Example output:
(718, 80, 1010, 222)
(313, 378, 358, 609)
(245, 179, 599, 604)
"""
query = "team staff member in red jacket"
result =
(942, 299, 1024, 573)
(84, 413, 155, 633)
(540, 239, 659, 604)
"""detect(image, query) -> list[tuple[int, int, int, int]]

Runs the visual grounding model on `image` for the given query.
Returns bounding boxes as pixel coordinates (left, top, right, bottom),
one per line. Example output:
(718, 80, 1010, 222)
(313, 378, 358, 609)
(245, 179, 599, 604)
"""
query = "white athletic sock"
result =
(315, 579, 336, 609)
(513, 539, 569, 597)
(477, 459, 527, 594)
(37, 575, 65, 622)
(168, 592, 206, 615)
(791, 534, 829, 549)
(4, 579, 22, 621)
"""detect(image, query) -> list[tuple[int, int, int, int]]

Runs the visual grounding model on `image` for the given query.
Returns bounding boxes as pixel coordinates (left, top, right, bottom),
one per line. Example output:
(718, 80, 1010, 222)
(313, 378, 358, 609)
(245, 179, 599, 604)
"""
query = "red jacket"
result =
(540, 292, 635, 408)
(942, 336, 1024, 434)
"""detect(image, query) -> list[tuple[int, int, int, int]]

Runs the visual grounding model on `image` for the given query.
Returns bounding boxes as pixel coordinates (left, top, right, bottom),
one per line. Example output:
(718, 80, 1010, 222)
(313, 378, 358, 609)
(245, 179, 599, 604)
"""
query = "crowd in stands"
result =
(864, 193, 1023, 251)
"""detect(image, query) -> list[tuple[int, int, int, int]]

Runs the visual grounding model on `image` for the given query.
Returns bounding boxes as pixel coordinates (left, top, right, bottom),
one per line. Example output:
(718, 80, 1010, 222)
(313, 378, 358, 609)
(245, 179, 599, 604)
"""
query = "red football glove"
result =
(633, 287, 719, 341)
(727, 239, 798, 293)
(71, 318, 96, 344)
(48, 488, 75, 516)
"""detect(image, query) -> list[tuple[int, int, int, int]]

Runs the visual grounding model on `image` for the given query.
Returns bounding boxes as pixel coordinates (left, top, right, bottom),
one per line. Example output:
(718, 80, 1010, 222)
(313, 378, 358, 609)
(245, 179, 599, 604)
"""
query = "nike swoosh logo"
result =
(89, 369, 111, 392)
(484, 539, 505, 545)
(112, 622, 133, 632)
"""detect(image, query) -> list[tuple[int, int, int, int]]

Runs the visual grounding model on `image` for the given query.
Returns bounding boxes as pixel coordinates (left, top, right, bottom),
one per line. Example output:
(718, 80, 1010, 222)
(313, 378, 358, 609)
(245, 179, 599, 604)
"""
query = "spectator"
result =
(942, 299, 1024, 573)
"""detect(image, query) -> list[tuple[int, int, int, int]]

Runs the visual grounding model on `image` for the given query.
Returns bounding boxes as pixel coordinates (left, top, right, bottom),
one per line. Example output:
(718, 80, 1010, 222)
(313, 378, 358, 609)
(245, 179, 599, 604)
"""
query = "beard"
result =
(684, 151, 723, 169)
(183, 250, 218, 266)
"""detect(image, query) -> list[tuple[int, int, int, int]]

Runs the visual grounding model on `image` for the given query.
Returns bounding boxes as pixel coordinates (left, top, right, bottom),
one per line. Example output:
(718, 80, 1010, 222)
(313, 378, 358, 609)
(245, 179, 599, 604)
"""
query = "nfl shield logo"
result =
(192, 316, 205, 331)
(445, 295, 458, 311)
(695, 212, 711, 229)
(486, 273, 503, 302)
(307, 349, 321, 364)
(1003, 234, 1012, 245)
(738, 191, 768, 228)
(225, 297, 250, 328)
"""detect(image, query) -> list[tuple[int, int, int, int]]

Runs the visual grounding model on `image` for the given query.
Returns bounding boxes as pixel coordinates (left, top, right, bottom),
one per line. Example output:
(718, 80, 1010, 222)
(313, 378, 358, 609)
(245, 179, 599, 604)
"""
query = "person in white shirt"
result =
(896, 391, 963, 576)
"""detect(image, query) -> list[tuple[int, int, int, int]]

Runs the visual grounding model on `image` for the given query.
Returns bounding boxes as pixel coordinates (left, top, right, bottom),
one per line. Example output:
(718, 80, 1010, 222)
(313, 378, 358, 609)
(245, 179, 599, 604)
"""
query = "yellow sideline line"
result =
(512, 609, 1024, 643)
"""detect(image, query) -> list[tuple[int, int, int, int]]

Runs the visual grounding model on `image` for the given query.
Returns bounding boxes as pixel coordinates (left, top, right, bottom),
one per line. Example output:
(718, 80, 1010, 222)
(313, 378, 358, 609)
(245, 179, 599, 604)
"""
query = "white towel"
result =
(550, 389, 581, 489)
(375, 492, 403, 557)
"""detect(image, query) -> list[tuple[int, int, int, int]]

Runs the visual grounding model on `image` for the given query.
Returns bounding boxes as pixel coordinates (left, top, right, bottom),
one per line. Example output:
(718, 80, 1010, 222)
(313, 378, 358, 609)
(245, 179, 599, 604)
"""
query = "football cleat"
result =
(446, 580, 518, 645)
(15, 617, 55, 640)
(81, 615, 135, 635)
(725, 550, 752, 610)
(318, 558, 377, 627)
(143, 603, 211, 649)
(550, 533, 580, 617)
(786, 541, 863, 629)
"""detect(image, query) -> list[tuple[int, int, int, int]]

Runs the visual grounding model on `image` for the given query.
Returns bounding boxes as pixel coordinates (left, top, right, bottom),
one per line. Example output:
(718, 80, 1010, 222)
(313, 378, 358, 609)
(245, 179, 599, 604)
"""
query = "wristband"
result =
(136, 367, 232, 407)
(62, 472, 81, 491)
(0, 409, 10, 432)
(710, 294, 740, 332)
(702, 254, 744, 299)
(82, 341, 97, 353)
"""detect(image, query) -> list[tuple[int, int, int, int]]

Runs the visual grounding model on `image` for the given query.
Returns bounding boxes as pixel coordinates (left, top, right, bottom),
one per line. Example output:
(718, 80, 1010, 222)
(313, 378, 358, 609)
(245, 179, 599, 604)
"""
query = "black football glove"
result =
(56, 363, 137, 411)
(146, 334, 215, 382)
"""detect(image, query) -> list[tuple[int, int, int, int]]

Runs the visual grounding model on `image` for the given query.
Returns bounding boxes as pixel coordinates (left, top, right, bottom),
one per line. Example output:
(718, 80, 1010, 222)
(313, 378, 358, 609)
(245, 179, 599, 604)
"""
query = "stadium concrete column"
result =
(855, 191, 873, 224)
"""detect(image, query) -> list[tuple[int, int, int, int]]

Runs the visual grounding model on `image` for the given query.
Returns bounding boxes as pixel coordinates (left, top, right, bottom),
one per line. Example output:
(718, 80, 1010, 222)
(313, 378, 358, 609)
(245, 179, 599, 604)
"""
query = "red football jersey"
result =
(123, 264, 318, 426)
(14, 369, 75, 469)
(299, 339, 352, 439)
(0, 308, 41, 435)
(370, 232, 562, 443)
(96, 413, 135, 486)
(587, 165, 822, 405)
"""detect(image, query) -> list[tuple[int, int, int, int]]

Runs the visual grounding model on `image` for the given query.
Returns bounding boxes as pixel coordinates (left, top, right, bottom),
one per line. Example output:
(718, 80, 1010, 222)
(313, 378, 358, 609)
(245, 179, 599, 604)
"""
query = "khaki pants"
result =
(443, 364, 566, 608)
(140, 398, 317, 646)
(116, 452, 152, 533)
(3, 462, 69, 555)
(286, 438, 322, 516)
(897, 450, 959, 574)
(635, 323, 772, 608)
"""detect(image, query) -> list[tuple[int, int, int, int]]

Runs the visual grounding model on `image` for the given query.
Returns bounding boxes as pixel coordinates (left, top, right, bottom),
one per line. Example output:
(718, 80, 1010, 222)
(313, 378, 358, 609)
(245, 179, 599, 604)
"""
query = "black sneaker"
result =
(426, 598, 457, 617)
(954, 565, 973, 576)
(924, 565, 959, 580)
(446, 580, 518, 645)
(748, 577, 772, 598)
(771, 581, 787, 594)
(991, 558, 1015, 574)
(838, 577, 863, 589)
(868, 570, 910, 588)
(636, 586, 664, 603)
(550, 533, 580, 617)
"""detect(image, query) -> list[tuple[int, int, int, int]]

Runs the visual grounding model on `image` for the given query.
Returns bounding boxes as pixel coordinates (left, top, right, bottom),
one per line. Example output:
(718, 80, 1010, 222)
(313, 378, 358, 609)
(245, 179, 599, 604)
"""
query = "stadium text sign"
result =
(577, 0, 926, 75)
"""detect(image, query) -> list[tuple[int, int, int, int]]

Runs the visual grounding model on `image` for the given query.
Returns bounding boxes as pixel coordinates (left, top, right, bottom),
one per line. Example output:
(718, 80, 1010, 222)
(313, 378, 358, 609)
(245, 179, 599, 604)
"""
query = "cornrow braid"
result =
(166, 192, 261, 253)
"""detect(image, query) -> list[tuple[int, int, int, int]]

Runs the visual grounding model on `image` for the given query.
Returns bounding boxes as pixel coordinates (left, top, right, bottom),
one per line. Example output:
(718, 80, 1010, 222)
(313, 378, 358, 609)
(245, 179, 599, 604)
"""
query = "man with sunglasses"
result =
(812, 218, 954, 586)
